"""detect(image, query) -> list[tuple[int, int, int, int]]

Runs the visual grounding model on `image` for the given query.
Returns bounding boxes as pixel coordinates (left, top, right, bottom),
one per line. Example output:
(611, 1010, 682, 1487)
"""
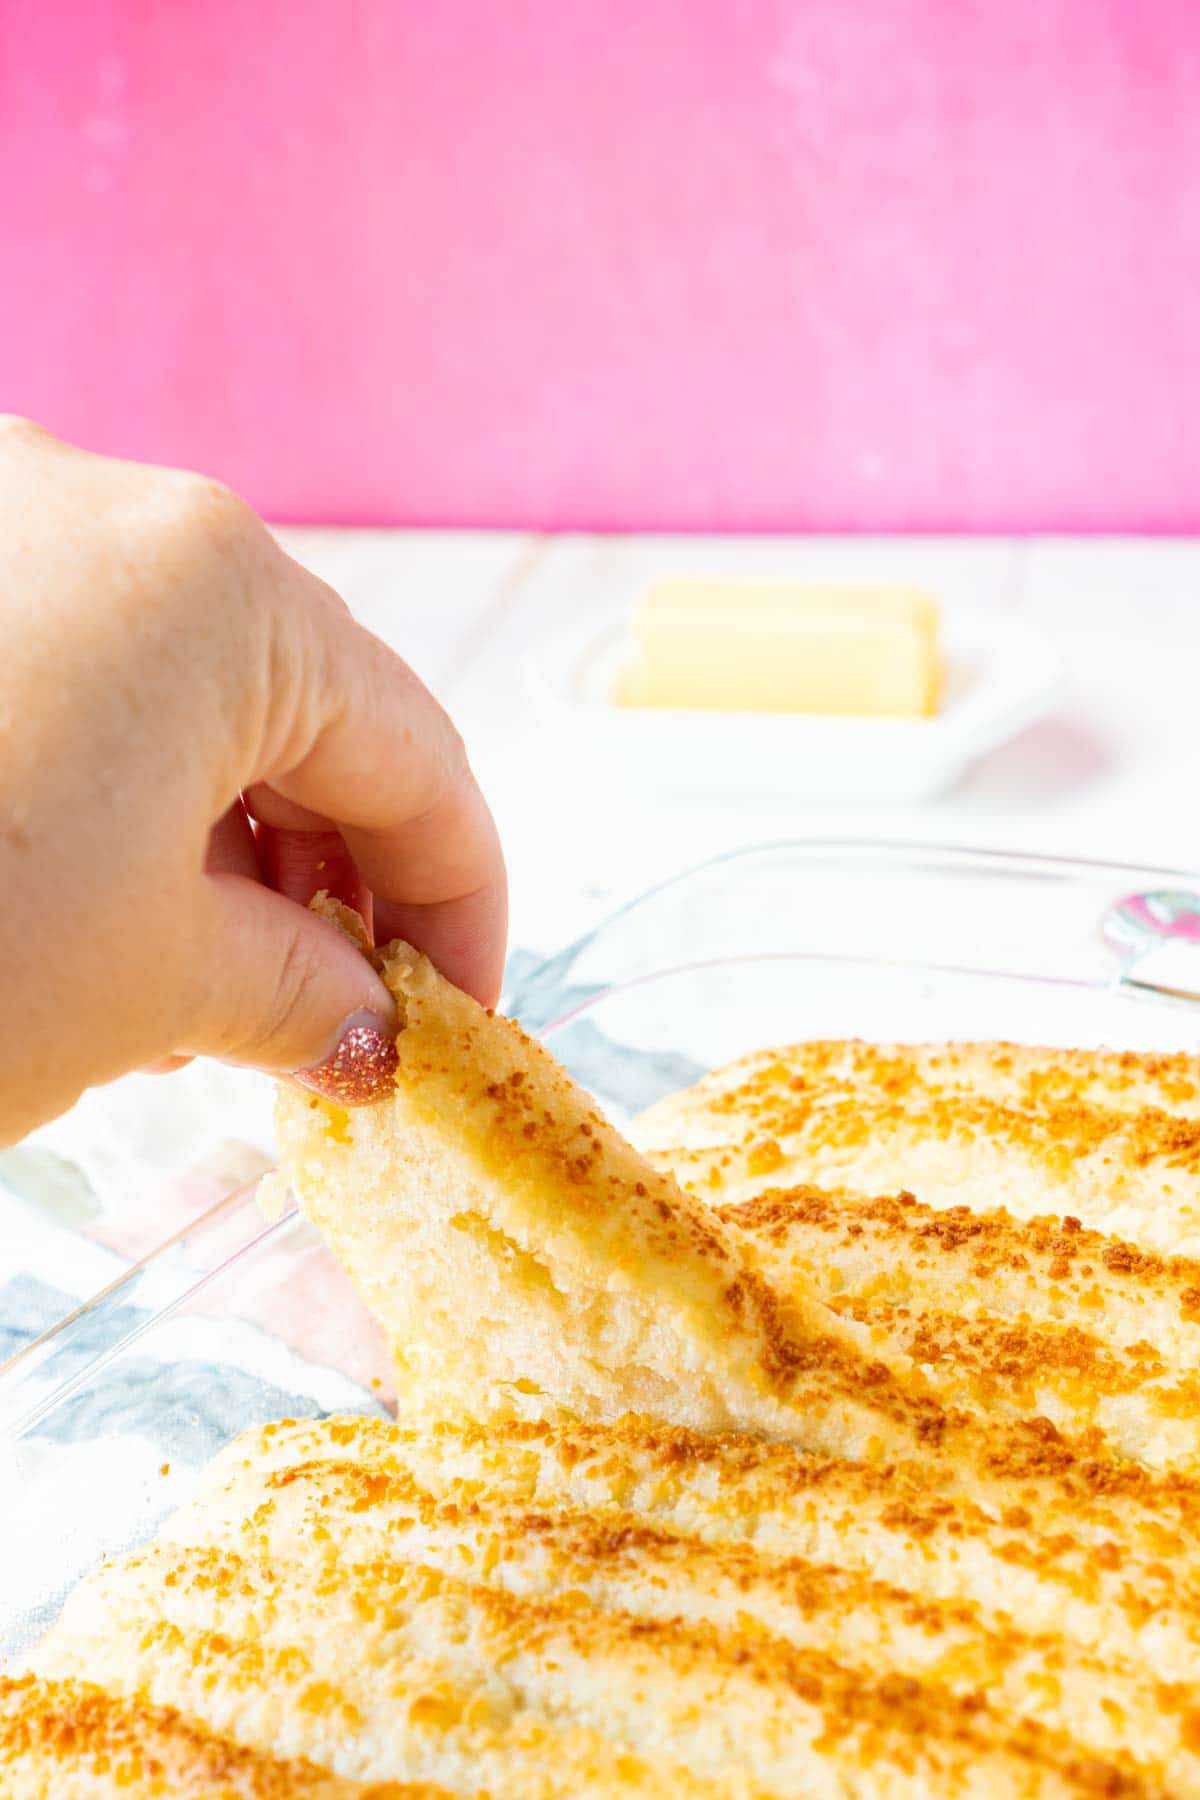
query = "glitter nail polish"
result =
(295, 1009, 398, 1105)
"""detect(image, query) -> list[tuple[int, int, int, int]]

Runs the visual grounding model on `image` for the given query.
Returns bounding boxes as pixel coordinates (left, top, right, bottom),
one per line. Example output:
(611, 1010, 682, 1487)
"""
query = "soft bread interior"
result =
(273, 935, 931, 1455)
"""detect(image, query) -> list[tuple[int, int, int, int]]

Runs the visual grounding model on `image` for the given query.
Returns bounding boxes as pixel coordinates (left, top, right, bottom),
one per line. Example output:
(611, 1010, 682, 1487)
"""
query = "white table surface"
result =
(279, 529, 1200, 951)
(4, 530, 1199, 1332)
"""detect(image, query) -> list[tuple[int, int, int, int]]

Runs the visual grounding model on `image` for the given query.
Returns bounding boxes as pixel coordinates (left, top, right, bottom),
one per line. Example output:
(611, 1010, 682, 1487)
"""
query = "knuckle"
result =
(442, 716, 477, 794)
(163, 470, 257, 553)
(422, 689, 468, 776)
(127, 472, 270, 628)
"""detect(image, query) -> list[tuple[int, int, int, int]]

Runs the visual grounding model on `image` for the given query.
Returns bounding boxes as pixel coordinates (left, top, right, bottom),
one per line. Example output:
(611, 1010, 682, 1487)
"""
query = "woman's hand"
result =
(0, 418, 506, 1144)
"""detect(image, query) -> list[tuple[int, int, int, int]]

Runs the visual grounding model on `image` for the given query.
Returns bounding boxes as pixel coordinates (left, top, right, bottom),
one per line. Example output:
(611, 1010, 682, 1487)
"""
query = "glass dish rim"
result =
(501, 835, 1200, 1002)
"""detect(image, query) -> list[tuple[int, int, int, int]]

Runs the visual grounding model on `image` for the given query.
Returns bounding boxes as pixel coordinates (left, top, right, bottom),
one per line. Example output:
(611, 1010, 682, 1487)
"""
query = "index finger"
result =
(247, 566, 508, 1006)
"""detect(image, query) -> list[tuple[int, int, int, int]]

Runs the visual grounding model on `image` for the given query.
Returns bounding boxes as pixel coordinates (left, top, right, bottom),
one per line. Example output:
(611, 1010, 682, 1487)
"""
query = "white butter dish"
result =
(522, 612, 1060, 800)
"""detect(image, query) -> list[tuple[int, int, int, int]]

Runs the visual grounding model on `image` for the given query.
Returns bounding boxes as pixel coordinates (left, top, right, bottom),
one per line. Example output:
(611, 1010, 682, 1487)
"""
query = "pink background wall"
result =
(3, 1, 1198, 531)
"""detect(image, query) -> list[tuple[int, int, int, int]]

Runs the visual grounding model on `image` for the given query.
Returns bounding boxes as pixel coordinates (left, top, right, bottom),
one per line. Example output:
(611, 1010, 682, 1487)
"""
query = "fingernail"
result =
(295, 1009, 398, 1105)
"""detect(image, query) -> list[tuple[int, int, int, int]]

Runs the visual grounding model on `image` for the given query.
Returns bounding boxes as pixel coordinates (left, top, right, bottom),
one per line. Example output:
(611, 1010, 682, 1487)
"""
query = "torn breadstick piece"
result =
(273, 933, 934, 1453)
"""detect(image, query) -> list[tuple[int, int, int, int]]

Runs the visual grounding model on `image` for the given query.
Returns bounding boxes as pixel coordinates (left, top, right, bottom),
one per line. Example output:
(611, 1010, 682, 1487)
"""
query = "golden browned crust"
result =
(199, 1412, 1200, 1644)
(640, 1039, 1200, 1125)
(634, 1041, 1200, 1254)
(720, 1184, 1198, 1300)
(30, 1024, 1200, 1794)
(699, 1089, 1200, 1184)
(33, 1459, 1167, 1798)
(151, 1420, 1200, 1783)
(709, 1184, 1200, 1463)
(0, 1673, 445, 1797)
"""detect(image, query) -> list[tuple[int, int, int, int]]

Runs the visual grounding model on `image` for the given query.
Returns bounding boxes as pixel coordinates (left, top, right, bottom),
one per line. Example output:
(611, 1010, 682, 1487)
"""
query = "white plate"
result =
(521, 612, 1061, 800)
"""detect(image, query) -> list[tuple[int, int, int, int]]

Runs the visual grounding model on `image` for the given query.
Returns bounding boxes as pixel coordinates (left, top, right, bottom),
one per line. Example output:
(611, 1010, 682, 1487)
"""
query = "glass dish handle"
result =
(1103, 891, 1200, 1006)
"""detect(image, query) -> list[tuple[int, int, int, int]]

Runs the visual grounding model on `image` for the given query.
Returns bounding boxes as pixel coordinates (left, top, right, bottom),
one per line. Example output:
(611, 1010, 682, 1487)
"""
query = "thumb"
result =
(184, 873, 399, 1104)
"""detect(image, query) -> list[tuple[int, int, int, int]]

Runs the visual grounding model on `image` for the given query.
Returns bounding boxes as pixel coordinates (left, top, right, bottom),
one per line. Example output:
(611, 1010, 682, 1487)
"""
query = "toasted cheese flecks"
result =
(0, 1672, 455, 1799)
(27, 1419, 1177, 1798)
(633, 1039, 1200, 1253)
(25, 984, 1200, 1796)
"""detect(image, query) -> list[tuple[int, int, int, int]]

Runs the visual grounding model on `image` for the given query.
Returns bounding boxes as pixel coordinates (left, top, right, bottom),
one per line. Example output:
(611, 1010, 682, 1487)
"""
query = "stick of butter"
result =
(615, 577, 940, 716)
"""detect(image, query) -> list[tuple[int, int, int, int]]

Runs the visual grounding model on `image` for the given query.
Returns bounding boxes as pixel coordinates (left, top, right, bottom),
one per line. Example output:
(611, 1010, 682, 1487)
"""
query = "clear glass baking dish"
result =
(5, 838, 1200, 1664)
